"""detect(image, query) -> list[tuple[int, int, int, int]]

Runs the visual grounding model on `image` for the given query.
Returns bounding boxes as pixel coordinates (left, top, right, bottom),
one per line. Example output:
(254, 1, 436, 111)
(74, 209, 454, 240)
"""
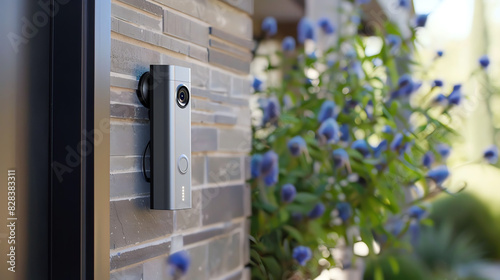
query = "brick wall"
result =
(109, 0, 253, 279)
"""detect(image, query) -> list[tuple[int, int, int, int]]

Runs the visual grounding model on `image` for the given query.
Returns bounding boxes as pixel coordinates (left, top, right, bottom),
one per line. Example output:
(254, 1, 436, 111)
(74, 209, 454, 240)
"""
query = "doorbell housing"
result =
(137, 65, 192, 210)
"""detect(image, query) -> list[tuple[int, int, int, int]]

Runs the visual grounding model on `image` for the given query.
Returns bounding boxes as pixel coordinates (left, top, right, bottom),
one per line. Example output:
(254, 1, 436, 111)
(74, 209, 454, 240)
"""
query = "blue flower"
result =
(292, 246, 312, 266)
(318, 118, 340, 143)
(352, 140, 370, 158)
(252, 77, 263, 92)
(479, 55, 490, 69)
(434, 93, 448, 106)
(261, 150, 278, 175)
(261, 151, 278, 186)
(427, 165, 450, 185)
(318, 100, 338, 123)
(297, 18, 316, 44)
(261, 17, 277, 36)
(350, 60, 365, 80)
(397, 74, 421, 96)
(264, 163, 278, 186)
(448, 84, 462, 105)
(408, 205, 426, 220)
(386, 34, 402, 54)
(365, 100, 374, 120)
(422, 152, 434, 168)
(282, 36, 296, 52)
(288, 136, 307, 156)
(251, 154, 263, 178)
(343, 99, 359, 113)
(168, 251, 190, 276)
(382, 125, 393, 134)
(337, 202, 352, 222)
(332, 148, 351, 171)
(436, 144, 451, 160)
(415, 14, 428, 27)
(262, 97, 280, 124)
(373, 139, 388, 158)
(308, 203, 325, 219)
(437, 50, 444, 57)
(281, 184, 297, 203)
(433, 79, 443, 87)
(399, 0, 411, 8)
(484, 145, 498, 164)
(318, 17, 335, 34)
(340, 124, 350, 142)
(356, 0, 371, 4)
(390, 133, 404, 152)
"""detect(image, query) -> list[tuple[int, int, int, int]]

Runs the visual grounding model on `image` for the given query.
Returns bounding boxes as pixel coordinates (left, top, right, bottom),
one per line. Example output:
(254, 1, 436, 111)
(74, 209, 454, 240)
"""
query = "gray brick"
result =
(153, 0, 252, 39)
(117, 0, 163, 16)
(221, 270, 243, 280)
(189, 45, 209, 62)
(242, 267, 251, 280)
(175, 190, 201, 231)
(209, 69, 231, 92)
(143, 257, 169, 280)
(207, 156, 241, 184)
(111, 155, 143, 173)
(112, 3, 162, 31)
(243, 219, 250, 265)
(111, 39, 160, 77)
(185, 244, 209, 280)
(191, 155, 205, 186)
(183, 222, 240, 246)
(192, 110, 215, 124)
(208, 233, 241, 278)
(110, 88, 143, 106)
(158, 34, 190, 55)
(218, 129, 251, 152)
(163, 10, 190, 40)
(191, 98, 232, 113)
(231, 76, 251, 96)
(110, 121, 149, 156)
(202, 185, 245, 225)
(110, 172, 150, 198)
(111, 239, 171, 270)
(113, 18, 190, 56)
(111, 103, 149, 120)
(163, 10, 209, 47)
(210, 38, 252, 61)
(192, 126, 217, 152)
(214, 112, 237, 125)
(209, 27, 254, 50)
(243, 184, 251, 218)
(110, 264, 143, 280)
(112, 17, 146, 41)
(236, 107, 251, 126)
(110, 75, 138, 90)
(220, 0, 254, 14)
(243, 156, 251, 181)
(110, 197, 174, 249)
(209, 48, 251, 73)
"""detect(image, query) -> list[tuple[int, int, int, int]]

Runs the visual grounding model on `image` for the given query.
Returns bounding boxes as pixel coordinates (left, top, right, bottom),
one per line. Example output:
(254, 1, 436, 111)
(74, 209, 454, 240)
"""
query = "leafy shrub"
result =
(250, 1, 496, 279)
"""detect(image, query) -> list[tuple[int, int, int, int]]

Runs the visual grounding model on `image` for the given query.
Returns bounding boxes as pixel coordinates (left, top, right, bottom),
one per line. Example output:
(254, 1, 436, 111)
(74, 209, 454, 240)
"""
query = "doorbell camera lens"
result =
(176, 86, 190, 108)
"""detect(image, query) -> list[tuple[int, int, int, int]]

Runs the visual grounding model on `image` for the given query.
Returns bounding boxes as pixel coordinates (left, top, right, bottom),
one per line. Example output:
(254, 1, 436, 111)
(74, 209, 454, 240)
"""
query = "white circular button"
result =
(178, 154, 189, 174)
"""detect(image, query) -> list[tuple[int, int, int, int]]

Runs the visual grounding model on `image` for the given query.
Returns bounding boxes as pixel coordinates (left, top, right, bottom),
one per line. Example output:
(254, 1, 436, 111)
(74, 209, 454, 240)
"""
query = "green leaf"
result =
(294, 192, 319, 203)
(283, 225, 304, 243)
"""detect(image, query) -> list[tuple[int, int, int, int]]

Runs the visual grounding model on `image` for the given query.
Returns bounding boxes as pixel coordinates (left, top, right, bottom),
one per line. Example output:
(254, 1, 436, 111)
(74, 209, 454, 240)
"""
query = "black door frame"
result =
(50, 0, 110, 278)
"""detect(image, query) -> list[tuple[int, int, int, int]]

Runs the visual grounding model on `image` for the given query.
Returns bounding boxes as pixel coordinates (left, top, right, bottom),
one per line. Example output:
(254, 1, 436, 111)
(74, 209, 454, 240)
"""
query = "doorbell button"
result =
(178, 154, 189, 174)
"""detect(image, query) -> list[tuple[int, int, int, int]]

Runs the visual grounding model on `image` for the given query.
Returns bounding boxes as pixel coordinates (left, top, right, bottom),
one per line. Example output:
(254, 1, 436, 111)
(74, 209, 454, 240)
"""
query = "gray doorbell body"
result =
(139, 65, 192, 210)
